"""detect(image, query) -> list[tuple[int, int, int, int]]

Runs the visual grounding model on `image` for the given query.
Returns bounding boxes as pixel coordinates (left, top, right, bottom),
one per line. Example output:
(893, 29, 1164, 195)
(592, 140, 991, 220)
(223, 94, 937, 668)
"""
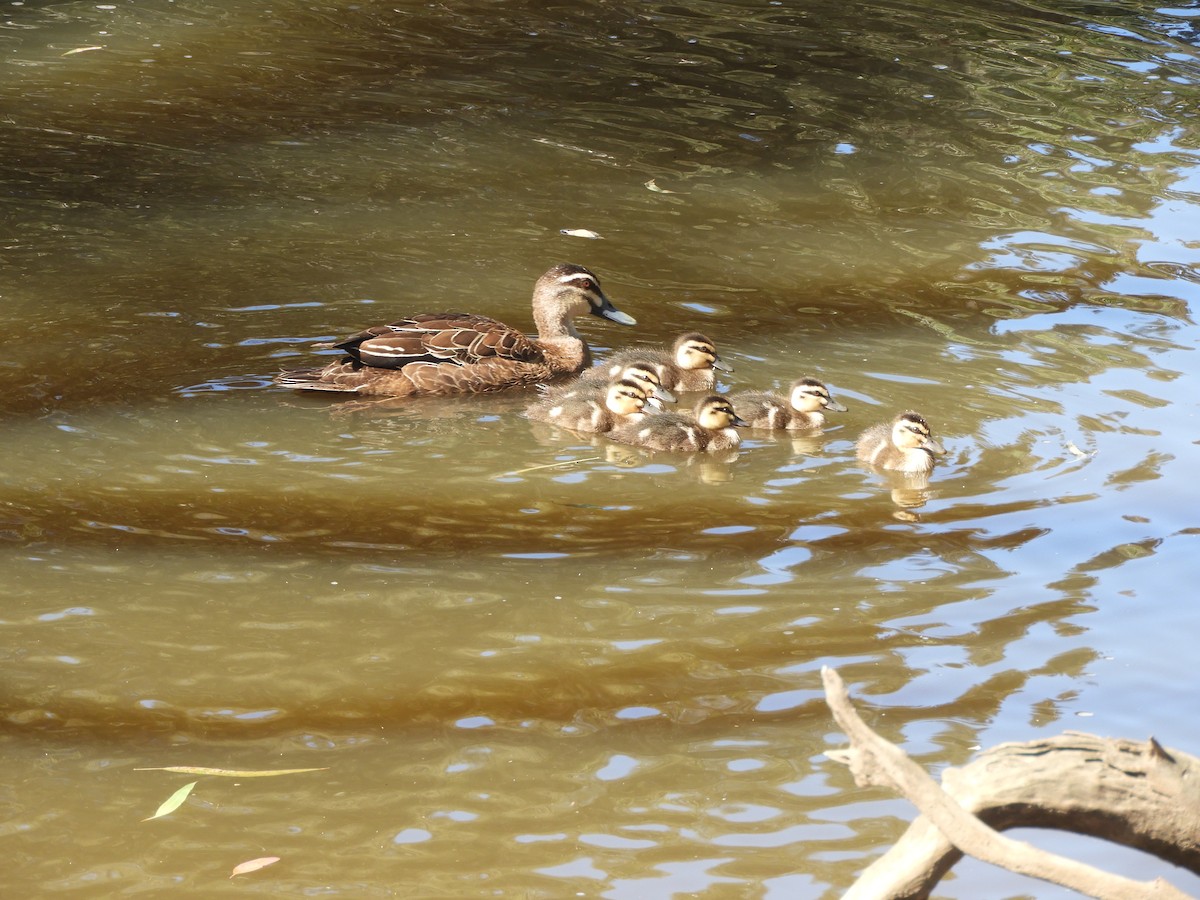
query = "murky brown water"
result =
(2, 0, 1199, 896)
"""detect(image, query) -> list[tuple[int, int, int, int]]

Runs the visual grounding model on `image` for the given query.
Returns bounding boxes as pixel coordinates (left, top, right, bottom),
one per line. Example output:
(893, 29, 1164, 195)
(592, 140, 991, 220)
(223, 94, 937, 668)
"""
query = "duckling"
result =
(274, 264, 636, 397)
(525, 377, 655, 434)
(730, 377, 846, 430)
(855, 411, 947, 473)
(588, 332, 732, 393)
(609, 395, 747, 453)
(540, 360, 677, 406)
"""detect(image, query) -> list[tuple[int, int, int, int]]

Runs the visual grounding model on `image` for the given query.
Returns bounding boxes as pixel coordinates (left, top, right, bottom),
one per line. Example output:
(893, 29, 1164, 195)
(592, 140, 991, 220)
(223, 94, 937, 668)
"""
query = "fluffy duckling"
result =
(539, 360, 677, 406)
(609, 395, 747, 453)
(274, 264, 635, 397)
(525, 377, 656, 434)
(855, 411, 947, 473)
(730, 377, 846, 430)
(588, 332, 731, 393)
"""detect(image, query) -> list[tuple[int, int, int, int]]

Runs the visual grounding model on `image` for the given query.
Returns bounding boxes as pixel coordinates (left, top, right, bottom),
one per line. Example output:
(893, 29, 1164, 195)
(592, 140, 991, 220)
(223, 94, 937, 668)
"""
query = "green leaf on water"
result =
(135, 766, 328, 777)
(143, 781, 197, 821)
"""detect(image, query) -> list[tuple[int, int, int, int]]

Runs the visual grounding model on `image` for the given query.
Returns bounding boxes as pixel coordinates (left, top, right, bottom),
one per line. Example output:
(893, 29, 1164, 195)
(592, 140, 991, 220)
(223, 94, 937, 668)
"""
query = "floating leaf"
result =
(559, 228, 603, 239)
(136, 766, 328, 778)
(61, 46, 104, 56)
(230, 856, 281, 878)
(143, 781, 197, 821)
(644, 179, 676, 194)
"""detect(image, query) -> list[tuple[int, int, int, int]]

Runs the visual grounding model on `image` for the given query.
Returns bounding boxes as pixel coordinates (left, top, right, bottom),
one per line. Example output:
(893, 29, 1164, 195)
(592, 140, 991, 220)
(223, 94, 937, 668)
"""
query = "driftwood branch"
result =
(821, 666, 1199, 900)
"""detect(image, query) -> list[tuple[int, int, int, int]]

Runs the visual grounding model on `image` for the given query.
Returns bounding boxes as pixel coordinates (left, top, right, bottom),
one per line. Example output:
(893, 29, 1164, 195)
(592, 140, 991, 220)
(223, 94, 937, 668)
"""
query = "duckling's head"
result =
(891, 411, 946, 455)
(694, 395, 748, 430)
(789, 377, 847, 414)
(615, 362, 677, 404)
(535, 264, 636, 329)
(605, 379, 652, 417)
(672, 333, 733, 373)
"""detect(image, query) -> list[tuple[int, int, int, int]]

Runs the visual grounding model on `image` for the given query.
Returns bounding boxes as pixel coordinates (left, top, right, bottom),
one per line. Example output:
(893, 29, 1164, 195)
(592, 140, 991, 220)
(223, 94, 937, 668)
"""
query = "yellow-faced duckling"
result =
(539, 360, 677, 406)
(855, 411, 947, 473)
(273, 264, 635, 397)
(609, 395, 747, 453)
(730, 377, 846, 430)
(525, 377, 656, 434)
(589, 332, 731, 393)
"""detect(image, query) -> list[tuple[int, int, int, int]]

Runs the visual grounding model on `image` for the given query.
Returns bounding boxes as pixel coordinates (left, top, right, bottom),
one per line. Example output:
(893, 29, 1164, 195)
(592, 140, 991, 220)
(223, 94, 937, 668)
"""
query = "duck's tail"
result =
(273, 367, 365, 393)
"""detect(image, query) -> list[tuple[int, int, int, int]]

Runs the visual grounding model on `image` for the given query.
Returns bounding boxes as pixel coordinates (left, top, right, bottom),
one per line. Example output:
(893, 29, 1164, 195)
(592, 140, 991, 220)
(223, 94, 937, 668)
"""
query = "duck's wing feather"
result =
(334, 313, 544, 369)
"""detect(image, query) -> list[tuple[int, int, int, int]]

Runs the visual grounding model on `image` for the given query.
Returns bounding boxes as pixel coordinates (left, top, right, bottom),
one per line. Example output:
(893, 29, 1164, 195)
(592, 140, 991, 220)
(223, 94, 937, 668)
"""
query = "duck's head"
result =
(694, 395, 748, 430)
(789, 377, 847, 414)
(672, 332, 732, 373)
(892, 411, 946, 455)
(605, 379, 652, 416)
(535, 264, 637, 328)
(615, 361, 677, 404)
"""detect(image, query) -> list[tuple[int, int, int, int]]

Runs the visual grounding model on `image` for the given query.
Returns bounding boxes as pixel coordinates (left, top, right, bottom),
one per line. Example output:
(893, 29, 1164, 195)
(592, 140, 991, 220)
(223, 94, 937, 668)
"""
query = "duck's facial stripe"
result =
(624, 366, 661, 385)
(558, 273, 600, 291)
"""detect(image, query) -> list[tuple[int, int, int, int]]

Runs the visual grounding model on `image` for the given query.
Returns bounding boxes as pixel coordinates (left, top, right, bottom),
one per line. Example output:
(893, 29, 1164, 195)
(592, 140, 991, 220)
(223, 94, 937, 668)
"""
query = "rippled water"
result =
(3, 0, 1199, 896)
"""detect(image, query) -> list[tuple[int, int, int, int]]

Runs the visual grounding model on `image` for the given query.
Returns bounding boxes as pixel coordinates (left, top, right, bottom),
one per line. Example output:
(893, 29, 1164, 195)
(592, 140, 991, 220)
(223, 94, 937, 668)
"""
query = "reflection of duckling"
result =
(855, 411, 946, 473)
(730, 377, 846, 430)
(541, 360, 676, 406)
(609, 395, 747, 452)
(525, 378, 654, 434)
(274, 264, 635, 396)
(591, 332, 732, 392)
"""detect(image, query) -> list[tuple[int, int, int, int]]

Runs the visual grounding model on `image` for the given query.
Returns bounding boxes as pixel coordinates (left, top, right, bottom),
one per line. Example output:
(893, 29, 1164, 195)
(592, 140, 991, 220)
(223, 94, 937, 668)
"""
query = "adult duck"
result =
(274, 264, 635, 397)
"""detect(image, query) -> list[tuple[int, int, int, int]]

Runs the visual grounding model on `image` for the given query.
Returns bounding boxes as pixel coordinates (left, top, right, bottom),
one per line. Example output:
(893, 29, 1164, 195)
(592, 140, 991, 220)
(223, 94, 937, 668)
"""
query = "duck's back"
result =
(610, 410, 709, 452)
(728, 390, 789, 428)
(854, 422, 892, 464)
(334, 313, 545, 369)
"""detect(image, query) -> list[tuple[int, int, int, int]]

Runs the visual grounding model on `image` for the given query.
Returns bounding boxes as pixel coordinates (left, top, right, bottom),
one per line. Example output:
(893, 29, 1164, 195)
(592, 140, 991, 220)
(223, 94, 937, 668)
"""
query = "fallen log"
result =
(822, 666, 1200, 899)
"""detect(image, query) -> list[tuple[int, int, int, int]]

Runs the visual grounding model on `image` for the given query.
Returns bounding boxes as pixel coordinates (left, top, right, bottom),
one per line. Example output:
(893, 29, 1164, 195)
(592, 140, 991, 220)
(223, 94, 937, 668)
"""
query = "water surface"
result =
(2, 0, 1199, 896)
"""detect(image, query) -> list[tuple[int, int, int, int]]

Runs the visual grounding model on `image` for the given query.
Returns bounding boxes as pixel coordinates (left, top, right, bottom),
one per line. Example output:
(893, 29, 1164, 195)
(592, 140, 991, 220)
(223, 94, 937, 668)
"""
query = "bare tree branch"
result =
(822, 666, 1196, 900)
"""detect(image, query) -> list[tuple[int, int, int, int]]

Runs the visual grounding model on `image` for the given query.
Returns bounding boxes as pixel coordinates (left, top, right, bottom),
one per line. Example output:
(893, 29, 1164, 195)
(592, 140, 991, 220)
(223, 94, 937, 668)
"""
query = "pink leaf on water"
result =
(230, 856, 280, 878)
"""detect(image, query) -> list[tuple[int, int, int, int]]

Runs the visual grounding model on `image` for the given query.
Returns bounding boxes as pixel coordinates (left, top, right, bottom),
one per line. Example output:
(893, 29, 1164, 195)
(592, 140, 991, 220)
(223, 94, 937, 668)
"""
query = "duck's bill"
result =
(712, 356, 734, 373)
(731, 414, 750, 428)
(924, 438, 947, 455)
(652, 385, 678, 404)
(593, 300, 637, 326)
(825, 399, 848, 412)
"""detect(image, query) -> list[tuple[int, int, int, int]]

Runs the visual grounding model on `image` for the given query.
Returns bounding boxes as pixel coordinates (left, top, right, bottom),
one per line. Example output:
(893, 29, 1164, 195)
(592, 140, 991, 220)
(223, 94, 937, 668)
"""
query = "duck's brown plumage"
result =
(855, 411, 947, 473)
(274, 264, 635, 397)
(609, 395, 747, 453)
(730, 377, 846, 430)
